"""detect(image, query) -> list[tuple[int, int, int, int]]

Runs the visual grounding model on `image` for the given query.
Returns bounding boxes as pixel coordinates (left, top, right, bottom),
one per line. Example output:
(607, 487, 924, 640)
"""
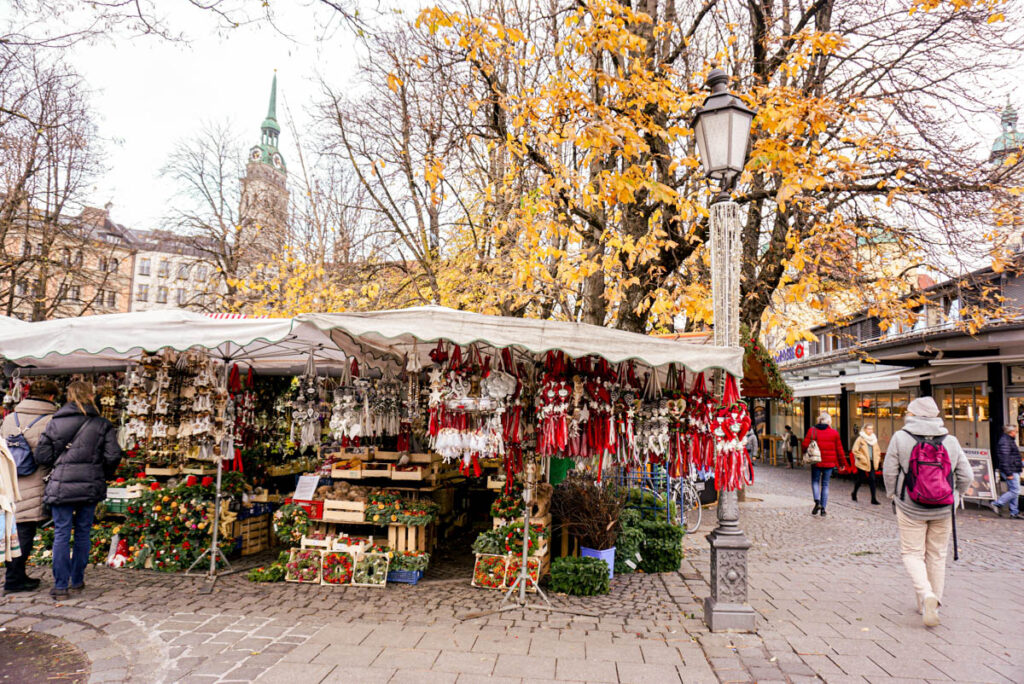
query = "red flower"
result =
(150, 482, 161, 491)
(136, 471, 147, 478)
(186, 475, 198, 486)
(182, 541, 191, 549)
(201, 477, 214, 487)
(115, 477, 125, 484)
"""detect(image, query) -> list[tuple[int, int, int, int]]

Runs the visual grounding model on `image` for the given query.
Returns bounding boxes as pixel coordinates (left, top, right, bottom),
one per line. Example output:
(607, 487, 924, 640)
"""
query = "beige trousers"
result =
(895, 508, 952, 604)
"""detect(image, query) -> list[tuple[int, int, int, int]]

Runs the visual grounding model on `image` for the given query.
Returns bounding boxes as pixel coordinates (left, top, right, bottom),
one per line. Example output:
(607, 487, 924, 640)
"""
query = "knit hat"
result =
(817, 413, 832, 425)
(907, 396, 939, 418)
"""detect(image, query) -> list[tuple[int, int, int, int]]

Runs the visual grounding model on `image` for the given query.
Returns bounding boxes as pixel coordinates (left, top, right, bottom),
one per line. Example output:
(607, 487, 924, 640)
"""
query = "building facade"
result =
(126, 230, 224, 312)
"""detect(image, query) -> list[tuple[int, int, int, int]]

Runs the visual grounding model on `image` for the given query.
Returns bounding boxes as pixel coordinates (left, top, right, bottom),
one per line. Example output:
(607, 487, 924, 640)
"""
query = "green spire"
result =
(262, 72, 281, 135)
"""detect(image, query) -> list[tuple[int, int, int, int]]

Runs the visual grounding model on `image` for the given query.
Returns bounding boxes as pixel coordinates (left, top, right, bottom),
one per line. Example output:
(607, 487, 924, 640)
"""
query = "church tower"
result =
(240, 73, 290, 254)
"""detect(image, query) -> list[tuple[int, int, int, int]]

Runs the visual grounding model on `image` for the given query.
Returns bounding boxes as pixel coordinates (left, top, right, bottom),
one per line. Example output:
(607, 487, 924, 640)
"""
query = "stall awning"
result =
(792, 378, 843, 398)
(299, 306, 743, 376)
(853, 369, 905, 392)
(0, 306, 743, 378)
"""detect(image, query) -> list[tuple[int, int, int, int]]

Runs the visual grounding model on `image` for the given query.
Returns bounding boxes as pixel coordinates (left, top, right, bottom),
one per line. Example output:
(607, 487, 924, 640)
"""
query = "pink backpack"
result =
(899, 432, 954, 507)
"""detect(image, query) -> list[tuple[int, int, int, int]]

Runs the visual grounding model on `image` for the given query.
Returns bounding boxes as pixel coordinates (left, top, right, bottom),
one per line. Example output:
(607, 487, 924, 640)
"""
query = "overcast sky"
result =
(66, 4, 368, 231)
(22, 2, 1024, 233)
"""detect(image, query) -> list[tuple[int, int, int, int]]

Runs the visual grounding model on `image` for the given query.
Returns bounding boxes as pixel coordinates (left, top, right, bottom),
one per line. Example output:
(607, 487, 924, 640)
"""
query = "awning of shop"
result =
(852, 369, 905, 392)
(0, 306, 744, 378)
(791, 378, 843, 397)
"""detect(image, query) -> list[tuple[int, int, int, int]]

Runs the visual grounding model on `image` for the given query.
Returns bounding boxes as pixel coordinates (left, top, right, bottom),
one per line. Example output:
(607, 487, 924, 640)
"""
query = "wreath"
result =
(473, 554, 508, 589)
(273, 504, 309, 544)
(321, 551, 354, 585)
(489, 486, 524, 520)
(502, 521, 546, 556)
(286, 549, 321, 583)
(353, 553, 389, 585)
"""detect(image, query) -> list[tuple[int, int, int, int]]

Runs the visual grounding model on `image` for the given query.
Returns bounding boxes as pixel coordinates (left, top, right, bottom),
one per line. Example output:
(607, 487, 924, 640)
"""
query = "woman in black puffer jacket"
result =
(34, 382, 122, 598)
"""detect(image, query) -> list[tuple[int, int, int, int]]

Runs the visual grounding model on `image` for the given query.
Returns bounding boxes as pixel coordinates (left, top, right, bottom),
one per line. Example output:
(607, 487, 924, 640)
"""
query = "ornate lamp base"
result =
(703, 490, 757, 632)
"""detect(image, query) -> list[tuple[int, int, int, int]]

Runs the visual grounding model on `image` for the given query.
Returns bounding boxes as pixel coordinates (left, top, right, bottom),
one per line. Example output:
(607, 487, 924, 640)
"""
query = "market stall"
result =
(0, 306, 750, 592)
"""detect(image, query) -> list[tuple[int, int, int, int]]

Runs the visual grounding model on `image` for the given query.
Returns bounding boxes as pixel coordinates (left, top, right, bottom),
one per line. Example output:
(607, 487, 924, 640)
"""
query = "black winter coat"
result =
(34, 403, 123, 506)
(995, 433, 1023, 478)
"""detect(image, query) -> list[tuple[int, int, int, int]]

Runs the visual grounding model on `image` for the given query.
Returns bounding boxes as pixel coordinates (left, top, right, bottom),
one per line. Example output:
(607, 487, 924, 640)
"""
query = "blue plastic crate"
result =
(387, 570, 423, 584)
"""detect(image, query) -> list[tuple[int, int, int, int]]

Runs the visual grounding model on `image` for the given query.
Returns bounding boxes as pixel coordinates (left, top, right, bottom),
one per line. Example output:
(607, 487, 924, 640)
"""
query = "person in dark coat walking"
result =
(34, 382, 122, 598)
(990, 425, 1022, 519)
(1, 380, 59, 593)
(802, 413, 846, 517)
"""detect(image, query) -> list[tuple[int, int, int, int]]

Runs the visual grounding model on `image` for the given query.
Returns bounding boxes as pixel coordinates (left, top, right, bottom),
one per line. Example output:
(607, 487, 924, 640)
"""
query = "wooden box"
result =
(360, 462, 393, 478)
(240, 514, 270, 556)
(392, 461, 442, 482)
(330, 464, 363, 479)
(300, 534, 334, 550)
(285, 548, 322, 584)
(472, 553, 510, 590)
(321, 499, 367, 523)
(387, 523, 435, 554)
(181, 466, 216, 476)
(145, 465, 182, 476)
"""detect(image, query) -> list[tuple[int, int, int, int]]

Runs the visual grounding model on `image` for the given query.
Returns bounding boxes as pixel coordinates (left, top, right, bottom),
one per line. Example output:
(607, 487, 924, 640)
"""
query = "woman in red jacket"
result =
(802, 413, 846, 517)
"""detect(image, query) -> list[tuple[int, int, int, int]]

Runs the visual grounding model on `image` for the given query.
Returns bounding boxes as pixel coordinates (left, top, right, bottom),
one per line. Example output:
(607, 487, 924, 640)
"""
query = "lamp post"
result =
(692, 67, 757, 633)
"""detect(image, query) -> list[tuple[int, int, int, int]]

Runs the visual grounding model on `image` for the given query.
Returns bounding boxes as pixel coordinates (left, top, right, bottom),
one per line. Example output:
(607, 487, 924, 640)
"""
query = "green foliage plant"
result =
(549, 556, 611, 596)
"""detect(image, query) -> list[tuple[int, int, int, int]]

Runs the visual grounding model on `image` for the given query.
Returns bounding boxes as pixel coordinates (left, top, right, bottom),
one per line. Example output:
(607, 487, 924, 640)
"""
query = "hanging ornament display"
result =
(685, 372, 716, 473)
(712, 374, 755, 492)
(291, 351, 322, 452)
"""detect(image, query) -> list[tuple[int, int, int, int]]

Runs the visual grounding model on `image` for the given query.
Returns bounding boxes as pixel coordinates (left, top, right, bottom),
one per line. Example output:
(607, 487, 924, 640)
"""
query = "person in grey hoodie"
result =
(883, 396, 972, 628)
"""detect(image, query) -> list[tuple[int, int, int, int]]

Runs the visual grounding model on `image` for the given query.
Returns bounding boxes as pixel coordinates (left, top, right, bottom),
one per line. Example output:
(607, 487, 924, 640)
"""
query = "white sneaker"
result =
(922, 593, 940, 627)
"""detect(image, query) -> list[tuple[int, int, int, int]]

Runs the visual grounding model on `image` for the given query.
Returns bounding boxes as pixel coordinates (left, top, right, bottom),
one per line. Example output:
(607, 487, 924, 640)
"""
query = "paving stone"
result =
(310, 643, 382, 667)
(616, 661, 683, 683)
(254, 662, 334, 683)
(372, 646, 439, 670)
(555, 656, 618, 682)
(320, 666, 395, 683)
(391, 669, 458, 684)
(434, 651, 497, 676)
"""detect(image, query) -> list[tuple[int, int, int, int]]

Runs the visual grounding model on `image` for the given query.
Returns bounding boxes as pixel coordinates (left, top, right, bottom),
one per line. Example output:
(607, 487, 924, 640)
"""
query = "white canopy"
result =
(0, 309, 394, 375)
(0, 306, 742, 377)
(300, 306, 742, 376)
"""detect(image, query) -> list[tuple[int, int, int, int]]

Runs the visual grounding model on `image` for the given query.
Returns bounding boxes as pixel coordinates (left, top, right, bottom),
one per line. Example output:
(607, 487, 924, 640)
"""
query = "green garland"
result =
(742, 324, 793, 402)
(390, 551, 429, 572)
(353, 553, 389, 585)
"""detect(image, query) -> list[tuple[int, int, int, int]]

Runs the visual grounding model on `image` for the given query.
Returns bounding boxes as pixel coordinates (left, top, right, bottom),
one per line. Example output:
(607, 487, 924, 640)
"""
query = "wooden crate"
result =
(360, 462, 393, 478)
(493, 513, 551, 529)
(145, 465, 182, 476)
(321, 499, 367, 523)
(285, 548, 322, 584)
(300, 534, 334, 550)
(391, 461, 443, 482)
(387, 523, 435, 554)
(240, 514, 270, 556)
(486, 476, 505, 490)
(330, 464, 363, 479)
(181, 466, 216, 476)
(372, 450, 403, 462)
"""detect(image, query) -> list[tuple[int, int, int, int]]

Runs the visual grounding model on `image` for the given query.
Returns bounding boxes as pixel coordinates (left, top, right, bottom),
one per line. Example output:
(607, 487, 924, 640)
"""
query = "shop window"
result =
(934, 385, 989, 449)
(156, 286, 168, 304)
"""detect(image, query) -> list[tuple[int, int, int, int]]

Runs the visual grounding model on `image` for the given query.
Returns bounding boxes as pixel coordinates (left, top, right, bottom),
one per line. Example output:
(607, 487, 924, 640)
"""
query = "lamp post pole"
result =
(693, 67, 757, 633)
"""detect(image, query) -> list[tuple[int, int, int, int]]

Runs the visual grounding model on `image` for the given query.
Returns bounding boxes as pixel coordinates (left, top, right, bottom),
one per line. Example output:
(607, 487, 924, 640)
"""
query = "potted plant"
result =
(552, 471, 624, 579)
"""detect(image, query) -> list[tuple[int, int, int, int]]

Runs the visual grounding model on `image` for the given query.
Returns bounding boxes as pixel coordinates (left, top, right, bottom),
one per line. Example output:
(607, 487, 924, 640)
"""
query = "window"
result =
(136, 284, 149, 302)
(196, 264, 209, 281)
(98, 256, 107, 272)
(67, 285, 81, 302)
(22, 241, 32, 256)
(109, 258, 119, 273)
(177, 263, 189, 280)
(158, 260, 169, 277)
(934, 385, 989, 449)
(139, 258, 151, 276)
(73, 250, 83, 266)
(176, 288, 186, 305)
(156, 286, 168, 303)
(61, 248, 71, 266)
(15, 280, 27, 296)
(849, 389, 920, 453)
(106, 291, 116, 307)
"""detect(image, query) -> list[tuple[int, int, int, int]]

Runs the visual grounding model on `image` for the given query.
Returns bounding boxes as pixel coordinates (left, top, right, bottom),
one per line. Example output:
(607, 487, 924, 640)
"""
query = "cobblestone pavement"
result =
(2, 465, 1022, 683)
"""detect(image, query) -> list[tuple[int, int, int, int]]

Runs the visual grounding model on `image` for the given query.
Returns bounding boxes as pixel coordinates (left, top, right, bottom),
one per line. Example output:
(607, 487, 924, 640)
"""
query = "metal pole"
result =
(703, 191, 757, 632)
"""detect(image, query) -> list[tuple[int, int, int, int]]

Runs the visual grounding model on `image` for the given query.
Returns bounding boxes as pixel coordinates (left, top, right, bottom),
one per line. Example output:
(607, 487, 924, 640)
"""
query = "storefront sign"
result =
(773, 342, 808, 364)
(963, 448, 995, 501)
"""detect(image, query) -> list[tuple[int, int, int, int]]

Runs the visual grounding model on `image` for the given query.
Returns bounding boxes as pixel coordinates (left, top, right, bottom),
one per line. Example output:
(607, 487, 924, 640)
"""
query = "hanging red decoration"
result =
(712, 374, 755, 492)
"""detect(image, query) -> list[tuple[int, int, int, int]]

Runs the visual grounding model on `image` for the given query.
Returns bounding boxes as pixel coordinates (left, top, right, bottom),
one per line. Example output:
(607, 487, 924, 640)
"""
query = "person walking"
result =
(851, 423, 881, 505)
(1, 380, 59, 593)
(783, 425, 799, 468)
(803, 413, 845, 517)
(990, 424, 1022, 519)
(33, 382, 122, 599)
(883, 397, 971, 627)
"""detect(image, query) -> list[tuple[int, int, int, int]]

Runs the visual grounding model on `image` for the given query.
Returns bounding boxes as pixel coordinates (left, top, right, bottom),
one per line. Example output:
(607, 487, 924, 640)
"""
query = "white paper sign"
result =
(293, 475, 320, 501)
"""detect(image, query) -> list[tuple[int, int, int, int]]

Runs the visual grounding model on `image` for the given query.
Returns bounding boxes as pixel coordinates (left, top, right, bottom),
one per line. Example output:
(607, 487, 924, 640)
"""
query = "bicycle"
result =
(670, 474, 703, 533)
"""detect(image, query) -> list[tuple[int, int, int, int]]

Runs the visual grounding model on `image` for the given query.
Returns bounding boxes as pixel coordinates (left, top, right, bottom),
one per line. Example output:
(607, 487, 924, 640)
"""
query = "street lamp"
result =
(693, 66, 758, 633)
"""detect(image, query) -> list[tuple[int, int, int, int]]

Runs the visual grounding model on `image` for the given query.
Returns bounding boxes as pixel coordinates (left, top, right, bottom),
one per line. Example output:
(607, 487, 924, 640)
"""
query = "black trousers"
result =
(3, 520, 39, 587)
(852, 468, 877, 501)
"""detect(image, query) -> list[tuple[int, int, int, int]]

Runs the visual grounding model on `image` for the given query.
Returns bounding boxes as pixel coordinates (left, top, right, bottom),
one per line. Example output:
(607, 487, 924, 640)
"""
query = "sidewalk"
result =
(2, 464, 1022, 683)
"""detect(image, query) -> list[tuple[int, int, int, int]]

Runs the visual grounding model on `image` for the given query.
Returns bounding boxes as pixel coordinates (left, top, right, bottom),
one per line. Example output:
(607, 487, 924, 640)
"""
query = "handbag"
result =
(805, 427, 822, 464)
